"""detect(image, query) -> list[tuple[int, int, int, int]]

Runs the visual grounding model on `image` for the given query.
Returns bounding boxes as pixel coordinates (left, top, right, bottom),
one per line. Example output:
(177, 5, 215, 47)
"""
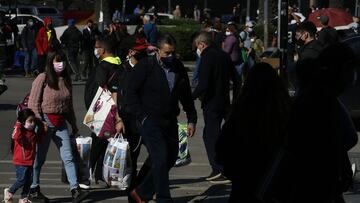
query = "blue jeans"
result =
(9, 165, 33, 198)
(192, 55, 201, 83)
(31, 115, 78, 190)
(24, 48, 37, 73)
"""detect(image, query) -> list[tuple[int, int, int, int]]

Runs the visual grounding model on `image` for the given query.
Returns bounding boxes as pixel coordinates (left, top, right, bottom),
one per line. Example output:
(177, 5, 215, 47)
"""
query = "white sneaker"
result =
(3, 188, 13, 203)
(79, 183, 91, 190)
(18, 198, 32, 203)
(352, 163, 357, 177)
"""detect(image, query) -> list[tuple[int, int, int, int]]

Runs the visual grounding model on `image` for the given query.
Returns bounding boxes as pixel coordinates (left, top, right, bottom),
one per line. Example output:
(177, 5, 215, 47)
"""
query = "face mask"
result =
(48, 24, 53, 29)
(225, 31, 231, 36)
(250, 38, 255, 42)
(161, 55, 175, 67)
(53, 62, 65, 73)
(94, 48, 101, 59)
(247, 28, 253, 32)
(28, 22, 34, 27)
(24, 122, 35, 131)
(295, 38, 305, 46)
(196, 48, 202, 57)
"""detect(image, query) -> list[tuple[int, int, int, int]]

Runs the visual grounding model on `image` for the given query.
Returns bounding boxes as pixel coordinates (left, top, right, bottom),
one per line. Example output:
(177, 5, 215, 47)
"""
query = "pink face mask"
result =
(53, 62, 65, 73)
(24, 121, 35, 131)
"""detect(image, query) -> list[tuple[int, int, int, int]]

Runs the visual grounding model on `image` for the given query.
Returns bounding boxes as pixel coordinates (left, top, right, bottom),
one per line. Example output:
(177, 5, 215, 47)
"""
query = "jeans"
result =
(82, 49, 94, 77)
(89, 133, 108, 181)
(192, 55, 201, 83)
(37, 55, 46, 73)
(9, 165, 33, 198)
(31, 115, 78, 190)
(24, 48, 38, 73)
(137, 117, 179, 203)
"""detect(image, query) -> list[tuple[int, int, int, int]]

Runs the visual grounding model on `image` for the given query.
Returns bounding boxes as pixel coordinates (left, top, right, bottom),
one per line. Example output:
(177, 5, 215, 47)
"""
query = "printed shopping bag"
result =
(83, 87, 117, 138)
(103, 134, 132, 190)
(174, 123, 192, 167)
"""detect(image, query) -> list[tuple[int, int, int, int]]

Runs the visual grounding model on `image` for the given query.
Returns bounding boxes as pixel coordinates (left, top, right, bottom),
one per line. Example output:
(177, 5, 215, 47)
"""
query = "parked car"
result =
(0, 5, 63, 26)
(9, 14, 44, 34)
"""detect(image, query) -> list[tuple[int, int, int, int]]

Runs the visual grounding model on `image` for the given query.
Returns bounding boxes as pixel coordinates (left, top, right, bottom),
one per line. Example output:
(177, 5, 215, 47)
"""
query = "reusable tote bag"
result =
(174, 123, 192, 167)
(103, 134, 132, 190)
(83, 87, 117, 138)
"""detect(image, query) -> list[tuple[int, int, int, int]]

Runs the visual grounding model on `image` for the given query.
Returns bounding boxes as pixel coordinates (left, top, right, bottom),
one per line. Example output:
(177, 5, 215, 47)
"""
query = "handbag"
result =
(83, 87, 117, 138)
(174, 123, 192, 167)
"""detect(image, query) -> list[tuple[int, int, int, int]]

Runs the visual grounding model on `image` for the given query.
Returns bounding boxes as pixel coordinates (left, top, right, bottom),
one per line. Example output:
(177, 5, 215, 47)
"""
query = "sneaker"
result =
(205, 171, 221, 181)
(71, 187, 87, 203)
(352, 163, 357, 177)
(28, 186, 49, 203)
(3, 188, 13, 203)
(18, 198, 32, 203)
(79, 180, 91, 190)
(209, 175, 232, 185)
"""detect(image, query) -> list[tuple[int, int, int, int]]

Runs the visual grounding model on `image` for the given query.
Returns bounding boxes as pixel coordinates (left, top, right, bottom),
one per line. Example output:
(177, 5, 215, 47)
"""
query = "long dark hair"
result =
(45, 50, 72, 90)
(230, 63, 291, 147)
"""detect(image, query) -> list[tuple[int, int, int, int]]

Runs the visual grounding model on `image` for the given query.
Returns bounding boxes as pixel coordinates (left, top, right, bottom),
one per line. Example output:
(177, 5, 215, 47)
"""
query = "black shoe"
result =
(209, 174, 232, 185)
(71, 187, 87, 203)
(205, 171, 221, 181)
(29, 186, 49, 203)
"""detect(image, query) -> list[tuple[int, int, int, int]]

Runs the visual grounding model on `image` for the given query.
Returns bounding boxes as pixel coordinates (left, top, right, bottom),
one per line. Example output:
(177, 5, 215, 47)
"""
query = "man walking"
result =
(193, 32, 234, 184)
(60, 19, 83, 81)
(126, 34, 197, 203)
(21, 19, 37, 77)
(81, 20, 96, 78)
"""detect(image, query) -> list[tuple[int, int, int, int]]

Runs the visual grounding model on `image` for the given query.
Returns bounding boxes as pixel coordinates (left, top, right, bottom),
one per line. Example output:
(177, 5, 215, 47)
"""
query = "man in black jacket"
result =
(295, 21, 323, 62)
(60, 19, 83, 81)
(21, 19, 38, 77)
(81, 20, 96, 78)
(126, 34, 197, 203)
(192, 32, 233, 184)
(317, 15, 339, 48)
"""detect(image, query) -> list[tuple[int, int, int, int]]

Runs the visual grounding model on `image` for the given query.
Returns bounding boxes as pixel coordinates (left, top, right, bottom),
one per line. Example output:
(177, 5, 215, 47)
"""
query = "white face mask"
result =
(94, 48, 100, 59)
(247, 28, 253, 32)
(53, 62, 65, 73)
(250, 38, 255, 42)
(225, 31, 231, 36)
(196, 48, 202, 57)
(24, 121, 35, 131)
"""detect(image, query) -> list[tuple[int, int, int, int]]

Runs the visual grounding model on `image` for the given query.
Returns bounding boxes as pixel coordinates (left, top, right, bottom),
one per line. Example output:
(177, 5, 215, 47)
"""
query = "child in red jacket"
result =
(4, 109, 44, 203)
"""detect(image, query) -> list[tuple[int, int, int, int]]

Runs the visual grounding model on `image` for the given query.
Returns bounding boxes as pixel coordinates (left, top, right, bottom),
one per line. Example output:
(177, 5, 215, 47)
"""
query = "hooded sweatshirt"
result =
(36, 17, 57, 55)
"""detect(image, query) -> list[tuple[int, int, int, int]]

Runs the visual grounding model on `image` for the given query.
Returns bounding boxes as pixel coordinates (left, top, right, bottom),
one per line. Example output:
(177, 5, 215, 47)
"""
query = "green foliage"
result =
(158, 20, 201, 61)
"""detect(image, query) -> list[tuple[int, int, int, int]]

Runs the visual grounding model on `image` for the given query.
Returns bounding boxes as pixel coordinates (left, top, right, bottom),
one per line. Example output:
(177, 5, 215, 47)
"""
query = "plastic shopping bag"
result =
(83, 87, 117, 138)
(103, 134, 132, 190)
(174, 123, 192, 167)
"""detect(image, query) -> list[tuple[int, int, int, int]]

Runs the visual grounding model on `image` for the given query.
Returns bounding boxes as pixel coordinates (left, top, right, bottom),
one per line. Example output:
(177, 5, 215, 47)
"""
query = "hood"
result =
(102, 56, 121, 65)
(44, 17, 52, 27)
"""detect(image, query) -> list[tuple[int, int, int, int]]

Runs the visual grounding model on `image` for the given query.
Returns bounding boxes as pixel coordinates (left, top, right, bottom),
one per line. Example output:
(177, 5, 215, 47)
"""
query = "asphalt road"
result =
(0, 75, 360, 202)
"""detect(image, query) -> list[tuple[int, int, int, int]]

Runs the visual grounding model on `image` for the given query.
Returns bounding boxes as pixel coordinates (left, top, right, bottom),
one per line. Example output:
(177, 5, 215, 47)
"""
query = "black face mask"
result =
(295, 38, 305, 46)
(161, 55, 175, 68)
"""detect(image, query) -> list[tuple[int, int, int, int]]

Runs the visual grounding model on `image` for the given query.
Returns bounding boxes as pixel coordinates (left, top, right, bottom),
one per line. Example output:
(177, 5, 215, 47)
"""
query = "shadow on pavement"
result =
(170, 177, 206, 185)
(0, 104, 17, 111)
(173, 183, 231, 203)
(83, 190, 126, 203)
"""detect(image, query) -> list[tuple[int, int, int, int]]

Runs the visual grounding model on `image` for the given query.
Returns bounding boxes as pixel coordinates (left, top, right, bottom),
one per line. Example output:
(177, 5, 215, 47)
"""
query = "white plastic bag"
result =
(103, 134, 132, 190)
(83, 87, 117, 138)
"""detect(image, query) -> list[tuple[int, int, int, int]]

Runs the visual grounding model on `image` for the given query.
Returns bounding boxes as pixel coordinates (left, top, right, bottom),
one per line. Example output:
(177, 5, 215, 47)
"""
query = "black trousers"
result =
(37, 54, 47, 73)
(137, 117, 179, 203)
(89, 133, 108, 181)
(82, 49, 94, 77)
(66, 49, 80, 77)
(203, 109, 224, 174)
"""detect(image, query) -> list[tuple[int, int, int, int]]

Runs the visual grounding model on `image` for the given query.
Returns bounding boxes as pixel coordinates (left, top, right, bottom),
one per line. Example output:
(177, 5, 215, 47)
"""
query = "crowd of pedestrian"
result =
(1, 2, 360, 203)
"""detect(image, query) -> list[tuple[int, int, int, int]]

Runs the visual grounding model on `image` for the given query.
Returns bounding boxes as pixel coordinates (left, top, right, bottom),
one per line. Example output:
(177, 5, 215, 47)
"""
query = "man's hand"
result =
(187, 123, 196, 138)
(116, 120, 125, 134)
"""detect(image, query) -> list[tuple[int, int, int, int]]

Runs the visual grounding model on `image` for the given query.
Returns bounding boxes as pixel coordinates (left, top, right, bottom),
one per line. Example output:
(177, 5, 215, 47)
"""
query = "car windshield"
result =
(19, 8, 33, 14)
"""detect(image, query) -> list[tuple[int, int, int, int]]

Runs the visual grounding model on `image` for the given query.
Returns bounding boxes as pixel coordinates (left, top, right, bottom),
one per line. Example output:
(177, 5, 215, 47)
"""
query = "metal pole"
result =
(264, 0, 268, 49)
(278, 0, 288, 82)
(204, 0, 208, 9)
(246, 0, 250, 22)
(122, 0, 126, 22)
(168, 0, 171, 14)
(356, 0, 360, 16)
